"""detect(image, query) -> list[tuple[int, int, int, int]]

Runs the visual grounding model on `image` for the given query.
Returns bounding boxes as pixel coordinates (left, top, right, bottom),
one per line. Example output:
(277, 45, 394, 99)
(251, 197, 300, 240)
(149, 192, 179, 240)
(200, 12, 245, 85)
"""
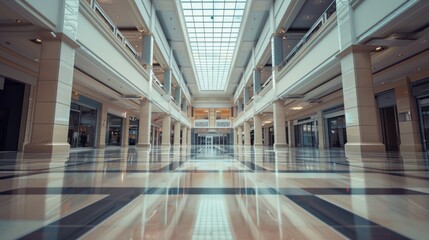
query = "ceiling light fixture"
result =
(291, 106, 303, 110)
(30, 38, 42, 44)
(138, 28, 145, 33)
(16, 19, 23, 23)
(397, 53, 403, 57)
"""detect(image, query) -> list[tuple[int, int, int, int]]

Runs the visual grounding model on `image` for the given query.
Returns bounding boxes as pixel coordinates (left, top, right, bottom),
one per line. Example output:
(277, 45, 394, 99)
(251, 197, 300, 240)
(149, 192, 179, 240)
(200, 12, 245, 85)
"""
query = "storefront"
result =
(129, 116, 139, 145)
(323, 106, 347, 148)
(106, 114, 123, 146)
(412, 79, 429, 151)
(68, 96, 100, 148)
(376, 90, 399, 151)
(294, 116, 318, 147)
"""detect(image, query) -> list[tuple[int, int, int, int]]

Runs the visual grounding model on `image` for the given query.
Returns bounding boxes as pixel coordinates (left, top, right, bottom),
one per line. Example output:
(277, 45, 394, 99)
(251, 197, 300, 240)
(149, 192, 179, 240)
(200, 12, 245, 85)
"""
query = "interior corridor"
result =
(0, 146, 428, 239)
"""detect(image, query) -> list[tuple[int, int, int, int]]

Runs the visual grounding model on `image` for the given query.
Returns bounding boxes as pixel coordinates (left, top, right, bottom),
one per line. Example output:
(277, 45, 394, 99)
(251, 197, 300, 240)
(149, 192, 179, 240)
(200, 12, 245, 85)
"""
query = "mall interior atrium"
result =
(0, 0, 428, 239)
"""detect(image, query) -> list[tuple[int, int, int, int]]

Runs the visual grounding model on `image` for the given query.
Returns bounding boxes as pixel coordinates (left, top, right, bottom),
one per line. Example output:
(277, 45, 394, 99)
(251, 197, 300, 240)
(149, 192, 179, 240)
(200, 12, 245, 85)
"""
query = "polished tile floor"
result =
(0, 146, 428, 239)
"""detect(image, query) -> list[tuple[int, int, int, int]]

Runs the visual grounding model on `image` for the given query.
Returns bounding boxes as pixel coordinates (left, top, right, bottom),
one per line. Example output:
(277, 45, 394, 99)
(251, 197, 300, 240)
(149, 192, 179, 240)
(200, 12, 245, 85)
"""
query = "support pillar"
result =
(273, 100, 287, 149)
(253, 115, 263, 147)
(173, 121, 181, 146)
(244, 121, 251, 146)
(395, 80, 422, 152)
(288, 121, 295, 147)
(122, 116, 129, 147)
(24, 37, 78, 153)
(96, 103, 108, 148)
(237, 126, 243, 146)
(339, 47, 384, 153)
(233, 128, 238, 146)
(182, 127, 188, 146)
(253, 69, 262, 94)
(161, 115, 171, 147)
(187, 127, 191, 145)
(317, 111, 325, 149)
(137, 99, 152, 148)
(164, 69, 172, 95)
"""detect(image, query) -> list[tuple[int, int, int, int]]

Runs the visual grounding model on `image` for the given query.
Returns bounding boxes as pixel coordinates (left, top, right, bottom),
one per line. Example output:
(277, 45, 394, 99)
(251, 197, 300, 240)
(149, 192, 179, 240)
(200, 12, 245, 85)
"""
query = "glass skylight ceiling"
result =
(181, 0, 246, 91)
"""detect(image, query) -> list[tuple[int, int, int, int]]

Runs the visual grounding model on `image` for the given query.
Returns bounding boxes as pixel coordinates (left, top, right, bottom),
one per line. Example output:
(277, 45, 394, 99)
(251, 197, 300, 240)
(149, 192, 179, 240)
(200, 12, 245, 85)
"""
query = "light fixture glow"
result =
(291, 106, 303, 110)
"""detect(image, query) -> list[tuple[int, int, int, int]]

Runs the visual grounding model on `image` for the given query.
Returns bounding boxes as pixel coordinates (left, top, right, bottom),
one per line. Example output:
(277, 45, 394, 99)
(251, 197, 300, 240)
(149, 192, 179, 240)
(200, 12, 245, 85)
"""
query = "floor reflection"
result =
(0, 146, 428, 239)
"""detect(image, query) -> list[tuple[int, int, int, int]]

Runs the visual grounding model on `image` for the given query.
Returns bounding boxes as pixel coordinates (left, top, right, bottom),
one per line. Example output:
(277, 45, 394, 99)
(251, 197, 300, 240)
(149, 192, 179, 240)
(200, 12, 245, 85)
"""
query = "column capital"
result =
(336, 44, 377, 58)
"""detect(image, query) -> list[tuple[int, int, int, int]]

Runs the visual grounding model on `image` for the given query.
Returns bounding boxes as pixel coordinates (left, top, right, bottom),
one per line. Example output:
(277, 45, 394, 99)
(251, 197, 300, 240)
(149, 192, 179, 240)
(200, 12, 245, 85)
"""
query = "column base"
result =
(161, 144, 171, 151)
(345, 143, 385, 155)
(137, 143, 151, 148)
(400, 144, 422, 153)
(96, 144, 106, 149)
(24, 143, 70, 154)
(274, 143, 288, 150)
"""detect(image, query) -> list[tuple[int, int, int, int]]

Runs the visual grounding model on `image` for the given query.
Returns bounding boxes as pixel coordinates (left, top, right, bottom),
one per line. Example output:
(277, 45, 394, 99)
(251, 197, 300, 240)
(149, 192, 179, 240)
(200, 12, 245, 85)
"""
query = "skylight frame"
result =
(181, 0, 246, 91)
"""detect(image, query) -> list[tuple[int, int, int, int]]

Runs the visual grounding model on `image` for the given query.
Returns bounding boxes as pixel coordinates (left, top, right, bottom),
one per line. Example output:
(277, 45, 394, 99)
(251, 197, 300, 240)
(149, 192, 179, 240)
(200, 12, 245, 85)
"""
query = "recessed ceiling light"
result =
(16, 19, 23, 23)
(288, 45, 291, 48)
(282, 36, 286, 40)
(371, 67, 375, 70)
(397, 53, 403, 57)
(417, 68, 423, 71)
(381, 82, 385, 85)
(375, 46, 382, 51)
(291, 106, 303, 110)
(117, 15, 120, 18)
(34, 58, 39, 62)
(30, 38, 42, 44)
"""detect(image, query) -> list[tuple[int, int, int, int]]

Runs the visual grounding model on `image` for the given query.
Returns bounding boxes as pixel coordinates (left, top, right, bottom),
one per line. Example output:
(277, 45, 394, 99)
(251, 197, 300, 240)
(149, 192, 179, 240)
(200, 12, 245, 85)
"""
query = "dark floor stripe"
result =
(286, 195, 409, 239)
(18, 188, 141, 240)
(2, 187, 427, 196)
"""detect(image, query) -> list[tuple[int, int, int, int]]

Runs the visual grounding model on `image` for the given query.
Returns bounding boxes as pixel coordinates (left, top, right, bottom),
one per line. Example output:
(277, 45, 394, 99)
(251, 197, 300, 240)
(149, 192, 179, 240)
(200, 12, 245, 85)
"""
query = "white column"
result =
(161, 115, 171, 147)
(339, 47, 384, 153)
(395, 80, 422, 152)
(288, 121, 295, 147)
(24, 37, 78, 153)
(122, 116, 130, 147)
(97, 103, 108, 148)
(182, 127, 188, 146)
(137, 99, 152, 148)
(273, 100, 287, 149)
(237, 126, 243, 146)
(173, 121, 181, 147)
(233, 128, 238, 146)
(253, 115, 263, 147)
(317, 111, 325, 149)
(244, 121, 251, 146)
(187, 127, 191, 145)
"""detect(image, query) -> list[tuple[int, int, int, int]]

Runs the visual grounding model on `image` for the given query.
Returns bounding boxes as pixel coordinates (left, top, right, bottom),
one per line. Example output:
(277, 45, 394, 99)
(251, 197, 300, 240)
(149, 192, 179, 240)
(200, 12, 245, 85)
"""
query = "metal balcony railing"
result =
(278, 1, 337, 71)
(85, 0, 139, 58)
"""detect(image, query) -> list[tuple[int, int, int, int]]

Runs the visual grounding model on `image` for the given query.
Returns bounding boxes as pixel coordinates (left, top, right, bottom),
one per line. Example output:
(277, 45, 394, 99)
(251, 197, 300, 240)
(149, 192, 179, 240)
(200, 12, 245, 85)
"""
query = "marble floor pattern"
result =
(0, 146, 428, 239)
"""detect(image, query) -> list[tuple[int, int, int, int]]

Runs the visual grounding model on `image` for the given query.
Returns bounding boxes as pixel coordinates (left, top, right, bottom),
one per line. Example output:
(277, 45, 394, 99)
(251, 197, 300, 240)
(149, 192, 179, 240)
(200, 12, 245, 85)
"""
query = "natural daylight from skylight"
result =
(180, 0, 246, 91)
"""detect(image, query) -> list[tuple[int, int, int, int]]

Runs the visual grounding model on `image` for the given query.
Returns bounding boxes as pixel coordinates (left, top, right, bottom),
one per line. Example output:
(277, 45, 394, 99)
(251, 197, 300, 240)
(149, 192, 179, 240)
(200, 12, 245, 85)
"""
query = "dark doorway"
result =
(380, 106, 400, 151)
(0, 79, 25, 151)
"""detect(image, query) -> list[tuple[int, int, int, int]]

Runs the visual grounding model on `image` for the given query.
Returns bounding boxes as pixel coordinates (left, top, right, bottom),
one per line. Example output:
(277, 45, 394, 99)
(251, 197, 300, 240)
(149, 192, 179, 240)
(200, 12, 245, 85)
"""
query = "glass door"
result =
(206, 136, 213, 146)
(327, 115, 347, 148)
(418, 98, 429, 151)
